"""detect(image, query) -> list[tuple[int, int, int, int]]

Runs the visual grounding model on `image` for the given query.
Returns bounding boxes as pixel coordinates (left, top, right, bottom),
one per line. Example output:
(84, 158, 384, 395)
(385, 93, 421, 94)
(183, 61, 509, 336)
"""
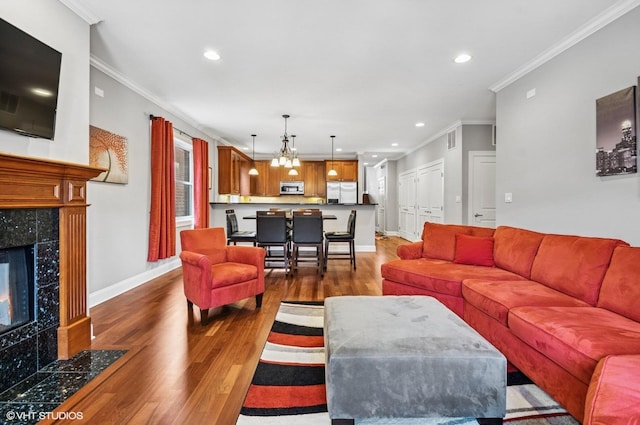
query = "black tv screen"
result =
(0, 18, 62, 140)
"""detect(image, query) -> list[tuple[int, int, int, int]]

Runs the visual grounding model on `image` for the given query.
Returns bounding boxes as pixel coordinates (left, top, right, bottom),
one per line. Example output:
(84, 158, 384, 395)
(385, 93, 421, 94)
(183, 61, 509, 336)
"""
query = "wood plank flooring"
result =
(44, 236, 404, 425)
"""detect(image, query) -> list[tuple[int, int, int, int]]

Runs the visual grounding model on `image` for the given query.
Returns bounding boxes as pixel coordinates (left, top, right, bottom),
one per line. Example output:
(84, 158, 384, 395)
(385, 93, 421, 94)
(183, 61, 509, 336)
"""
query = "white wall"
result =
(0, 1, 89, 163)
(496, 6, 640, 245)
(87, 68, 219, 306)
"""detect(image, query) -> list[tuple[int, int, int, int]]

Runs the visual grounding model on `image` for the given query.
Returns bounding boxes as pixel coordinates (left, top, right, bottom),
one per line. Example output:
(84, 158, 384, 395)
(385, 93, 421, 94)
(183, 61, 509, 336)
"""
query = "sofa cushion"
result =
(462, 279, 590, 326)
(508, 306, 640, 386)
(493, 226, 545, 279)
(584, 354, 640, 425)
(422, 222, 473, 260)
(381, 259, 524, 297)
(210, 262, 258, 288)
(454, 234, 494, 267)
(529, 234, 627, 305)
(597, 246, 640, 323)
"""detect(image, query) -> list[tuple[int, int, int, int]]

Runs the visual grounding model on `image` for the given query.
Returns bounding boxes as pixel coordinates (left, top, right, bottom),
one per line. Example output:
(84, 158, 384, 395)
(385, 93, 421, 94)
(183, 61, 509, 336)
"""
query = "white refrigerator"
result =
(326, 182, 358, 204)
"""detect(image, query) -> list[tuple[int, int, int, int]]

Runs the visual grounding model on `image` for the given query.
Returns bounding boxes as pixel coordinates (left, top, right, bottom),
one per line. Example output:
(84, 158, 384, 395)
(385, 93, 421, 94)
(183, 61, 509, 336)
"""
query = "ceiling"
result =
(65, 0, 631, 163)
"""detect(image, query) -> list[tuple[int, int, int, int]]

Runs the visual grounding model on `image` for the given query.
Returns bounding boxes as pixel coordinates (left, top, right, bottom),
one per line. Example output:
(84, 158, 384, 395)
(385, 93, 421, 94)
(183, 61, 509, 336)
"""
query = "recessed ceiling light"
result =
(415, 122, 425, 127)
(31, 88, 53, 97)
(391, 143, 398, 147)
(336, 148, 342, 152)
(372, 154, 378, 158)
(454, 53, 472, 64)
(363, 162, 369, 166)
(204, 50, 221, 61)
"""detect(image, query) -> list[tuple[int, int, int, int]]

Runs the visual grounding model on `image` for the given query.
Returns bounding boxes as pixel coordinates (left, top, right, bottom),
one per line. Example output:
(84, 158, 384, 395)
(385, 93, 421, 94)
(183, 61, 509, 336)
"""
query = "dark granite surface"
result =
(0, 208, 60, 393)
(0, 350, 126, 425)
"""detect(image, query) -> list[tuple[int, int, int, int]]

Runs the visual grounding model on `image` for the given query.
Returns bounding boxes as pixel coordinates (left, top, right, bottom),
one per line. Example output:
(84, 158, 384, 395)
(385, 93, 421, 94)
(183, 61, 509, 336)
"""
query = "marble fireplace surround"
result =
(0, 153, 103, 391)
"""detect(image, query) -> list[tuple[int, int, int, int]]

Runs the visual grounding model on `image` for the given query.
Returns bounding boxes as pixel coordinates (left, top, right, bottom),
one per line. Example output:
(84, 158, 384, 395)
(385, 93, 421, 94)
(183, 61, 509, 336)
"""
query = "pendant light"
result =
(272, 114, 294, 167)
(248, 134, 259, 175)
(327, 135, 338, 176)
(291, 135, 301, 167)
(288, 134, 299, 176)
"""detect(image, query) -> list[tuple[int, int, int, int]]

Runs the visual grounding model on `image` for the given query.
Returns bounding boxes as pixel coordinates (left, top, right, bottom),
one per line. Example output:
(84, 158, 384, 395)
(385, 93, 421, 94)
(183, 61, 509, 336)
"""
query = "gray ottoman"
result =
(324, 296, 506, 424)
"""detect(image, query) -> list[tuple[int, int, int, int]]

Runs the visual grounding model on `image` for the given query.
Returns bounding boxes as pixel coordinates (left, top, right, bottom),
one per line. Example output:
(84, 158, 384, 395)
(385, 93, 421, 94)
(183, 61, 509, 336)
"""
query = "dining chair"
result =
(291, 210, 324, 276)
(324, 209, 356, 271)
(256, 210, 291, 275)
(225, 209, 257, 246)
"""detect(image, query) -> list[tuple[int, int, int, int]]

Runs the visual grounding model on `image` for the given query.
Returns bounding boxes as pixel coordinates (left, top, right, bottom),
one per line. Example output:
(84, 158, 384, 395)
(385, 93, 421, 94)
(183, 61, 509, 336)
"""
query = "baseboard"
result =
(88, 258, 181, 308)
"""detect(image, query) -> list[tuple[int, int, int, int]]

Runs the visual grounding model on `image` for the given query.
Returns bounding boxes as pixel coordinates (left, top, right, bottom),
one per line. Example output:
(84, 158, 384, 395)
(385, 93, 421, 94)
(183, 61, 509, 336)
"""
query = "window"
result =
(174, 138, 193, 222)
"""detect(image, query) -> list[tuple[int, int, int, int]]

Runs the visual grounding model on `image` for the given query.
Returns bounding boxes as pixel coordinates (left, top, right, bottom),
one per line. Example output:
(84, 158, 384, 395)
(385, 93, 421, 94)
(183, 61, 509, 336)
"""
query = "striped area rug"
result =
(236, 302, 578, 425)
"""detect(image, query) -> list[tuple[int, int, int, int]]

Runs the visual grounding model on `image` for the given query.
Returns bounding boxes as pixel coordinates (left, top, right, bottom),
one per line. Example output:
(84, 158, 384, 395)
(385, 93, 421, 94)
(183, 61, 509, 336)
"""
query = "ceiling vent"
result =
(447, 130, 457, 150)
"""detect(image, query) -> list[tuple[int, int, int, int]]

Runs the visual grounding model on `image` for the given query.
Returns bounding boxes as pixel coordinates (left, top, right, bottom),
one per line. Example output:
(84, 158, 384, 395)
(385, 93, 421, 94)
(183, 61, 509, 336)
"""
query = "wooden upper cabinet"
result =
(325, 160, 358, 182)
(217, 146, 251, 195)
(303, 161, 326, 197)
(249, 161, 285, 196)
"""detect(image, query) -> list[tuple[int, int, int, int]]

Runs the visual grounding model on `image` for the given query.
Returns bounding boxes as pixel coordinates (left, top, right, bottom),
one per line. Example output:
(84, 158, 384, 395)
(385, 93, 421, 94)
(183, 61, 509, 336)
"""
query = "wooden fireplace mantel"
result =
(0, 152, 105, 359)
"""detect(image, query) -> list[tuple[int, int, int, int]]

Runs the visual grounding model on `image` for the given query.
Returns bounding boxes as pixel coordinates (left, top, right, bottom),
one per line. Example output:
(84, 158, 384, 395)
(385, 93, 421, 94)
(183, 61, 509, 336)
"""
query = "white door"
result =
(398, 170, 417, 241)
(468, 151, 496, 228)
(416, 160, 444, 237)
(376, 176, 386, 233)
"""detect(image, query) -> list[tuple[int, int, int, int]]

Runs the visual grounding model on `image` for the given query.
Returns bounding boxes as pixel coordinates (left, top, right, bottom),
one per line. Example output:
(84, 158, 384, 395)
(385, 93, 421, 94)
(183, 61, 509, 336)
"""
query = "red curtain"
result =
(192, 138, 210, 228)
(148, 116, 176, 261)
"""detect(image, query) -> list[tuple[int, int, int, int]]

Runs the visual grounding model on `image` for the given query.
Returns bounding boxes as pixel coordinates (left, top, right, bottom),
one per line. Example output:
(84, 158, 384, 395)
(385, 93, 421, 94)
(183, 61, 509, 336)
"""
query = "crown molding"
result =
(58, 0, 102, 24)
(90, 55, 226, 144)
(489, 0, 640, 93)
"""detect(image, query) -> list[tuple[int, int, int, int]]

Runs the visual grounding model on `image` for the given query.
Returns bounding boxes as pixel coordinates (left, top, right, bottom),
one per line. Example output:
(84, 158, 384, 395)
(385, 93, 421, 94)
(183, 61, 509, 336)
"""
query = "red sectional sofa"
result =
(381, 222, 640, 424)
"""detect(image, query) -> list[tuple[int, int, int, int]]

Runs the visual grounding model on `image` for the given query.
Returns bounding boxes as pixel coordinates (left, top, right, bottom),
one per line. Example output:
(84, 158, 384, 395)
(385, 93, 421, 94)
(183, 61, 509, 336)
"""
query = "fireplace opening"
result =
(0, 245, 35, 335)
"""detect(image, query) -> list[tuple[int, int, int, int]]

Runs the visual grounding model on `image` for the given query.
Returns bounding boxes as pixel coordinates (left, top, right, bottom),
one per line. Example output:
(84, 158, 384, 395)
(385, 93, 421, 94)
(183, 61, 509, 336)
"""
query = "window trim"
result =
(174, 137, 194, 225)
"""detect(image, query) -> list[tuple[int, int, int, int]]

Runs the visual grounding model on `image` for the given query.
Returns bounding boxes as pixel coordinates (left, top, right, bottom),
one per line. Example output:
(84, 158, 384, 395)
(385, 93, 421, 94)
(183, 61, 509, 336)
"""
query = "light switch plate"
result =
(505, 192, 513, 203)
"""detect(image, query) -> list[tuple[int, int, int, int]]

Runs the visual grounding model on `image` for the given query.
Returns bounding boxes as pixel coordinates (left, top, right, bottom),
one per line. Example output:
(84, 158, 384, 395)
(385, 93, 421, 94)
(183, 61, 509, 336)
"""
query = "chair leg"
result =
(256, 293, 263, 308)
(324, 239, 329, 271)
(351, 240, 356, 270)
(200, 308, 209, 326)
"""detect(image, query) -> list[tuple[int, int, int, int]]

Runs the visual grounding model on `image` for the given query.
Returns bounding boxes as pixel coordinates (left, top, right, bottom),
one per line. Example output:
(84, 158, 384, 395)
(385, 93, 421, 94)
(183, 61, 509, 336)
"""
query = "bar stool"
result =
(324, 210, 356, 271)
(225, 209, 256, 245)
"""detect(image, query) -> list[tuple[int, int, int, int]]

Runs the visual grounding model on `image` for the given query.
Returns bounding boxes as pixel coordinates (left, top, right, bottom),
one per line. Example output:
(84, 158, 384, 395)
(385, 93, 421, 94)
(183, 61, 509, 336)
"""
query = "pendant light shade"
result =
(248, 134, 259, 175)
(328, 135, 338, 176)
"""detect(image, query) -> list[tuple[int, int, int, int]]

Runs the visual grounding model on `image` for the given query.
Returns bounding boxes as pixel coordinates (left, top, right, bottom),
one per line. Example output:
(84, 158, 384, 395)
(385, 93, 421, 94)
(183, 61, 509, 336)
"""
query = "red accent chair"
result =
(179, 227, 266, 325)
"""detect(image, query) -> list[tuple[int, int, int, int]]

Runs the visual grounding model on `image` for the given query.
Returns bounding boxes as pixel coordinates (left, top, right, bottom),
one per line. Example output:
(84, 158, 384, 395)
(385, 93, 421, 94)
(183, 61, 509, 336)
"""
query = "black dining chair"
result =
(291, 210, 324, 276)
(256, 210, 291, 275)
(225, 209, 257, 246)
(324, 209, 356, 271)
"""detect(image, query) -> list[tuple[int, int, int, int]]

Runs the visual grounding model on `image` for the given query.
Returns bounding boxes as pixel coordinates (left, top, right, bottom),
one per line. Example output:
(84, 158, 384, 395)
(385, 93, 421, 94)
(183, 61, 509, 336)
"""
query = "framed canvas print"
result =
(89, 125, 129, 184)
(595, 86, 637, 177)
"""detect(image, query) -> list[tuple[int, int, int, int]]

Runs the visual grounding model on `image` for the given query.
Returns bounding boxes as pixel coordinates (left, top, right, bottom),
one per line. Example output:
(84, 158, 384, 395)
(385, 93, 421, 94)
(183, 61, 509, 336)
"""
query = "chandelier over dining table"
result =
(271, 114, 300, 176)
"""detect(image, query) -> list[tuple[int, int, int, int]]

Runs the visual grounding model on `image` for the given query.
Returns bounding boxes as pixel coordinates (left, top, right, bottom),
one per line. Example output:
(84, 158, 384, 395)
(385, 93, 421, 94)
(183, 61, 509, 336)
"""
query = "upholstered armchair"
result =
(179, 227, 266, 325)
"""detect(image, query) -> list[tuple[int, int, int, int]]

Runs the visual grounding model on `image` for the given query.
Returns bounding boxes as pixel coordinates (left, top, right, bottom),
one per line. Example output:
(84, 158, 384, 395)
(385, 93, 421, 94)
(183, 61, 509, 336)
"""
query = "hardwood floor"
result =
(44, 236, 404, 424)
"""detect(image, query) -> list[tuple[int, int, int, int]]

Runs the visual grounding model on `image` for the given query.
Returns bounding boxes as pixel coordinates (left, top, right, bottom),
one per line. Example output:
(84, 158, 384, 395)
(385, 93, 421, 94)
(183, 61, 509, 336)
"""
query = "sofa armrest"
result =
(180, 251, 213, 304)
(397, 241, 423, 259)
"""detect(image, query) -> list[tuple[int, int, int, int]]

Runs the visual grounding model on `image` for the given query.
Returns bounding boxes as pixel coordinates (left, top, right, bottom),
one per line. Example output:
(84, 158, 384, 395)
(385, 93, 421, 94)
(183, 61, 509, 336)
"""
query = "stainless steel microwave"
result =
(280, 181, 304, 195)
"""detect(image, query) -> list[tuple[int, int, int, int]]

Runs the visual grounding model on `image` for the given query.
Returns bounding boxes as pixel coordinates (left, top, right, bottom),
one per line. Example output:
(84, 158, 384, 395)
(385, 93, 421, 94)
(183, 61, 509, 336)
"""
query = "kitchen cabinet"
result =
(325, 160, 358, 181)
(303, 161, 326, 197)
(217, 146, 251, 195)
(250, 161, 282, 196)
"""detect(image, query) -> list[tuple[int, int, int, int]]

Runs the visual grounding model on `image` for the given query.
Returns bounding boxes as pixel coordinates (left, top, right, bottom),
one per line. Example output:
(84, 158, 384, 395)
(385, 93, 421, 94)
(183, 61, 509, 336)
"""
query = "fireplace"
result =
(0, 245, 35, 334)
(0, 153, 103, 394)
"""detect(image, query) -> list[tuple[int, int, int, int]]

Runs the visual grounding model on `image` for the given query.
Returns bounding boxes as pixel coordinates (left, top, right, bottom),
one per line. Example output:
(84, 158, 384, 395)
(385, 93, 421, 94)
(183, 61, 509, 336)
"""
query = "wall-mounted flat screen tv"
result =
(0, 18, 62, 140)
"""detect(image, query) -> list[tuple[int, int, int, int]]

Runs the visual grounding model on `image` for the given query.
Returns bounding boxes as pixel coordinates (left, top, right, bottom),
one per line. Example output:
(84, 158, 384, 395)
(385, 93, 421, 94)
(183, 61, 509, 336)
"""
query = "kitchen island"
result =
(210, 202, 376, 252)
